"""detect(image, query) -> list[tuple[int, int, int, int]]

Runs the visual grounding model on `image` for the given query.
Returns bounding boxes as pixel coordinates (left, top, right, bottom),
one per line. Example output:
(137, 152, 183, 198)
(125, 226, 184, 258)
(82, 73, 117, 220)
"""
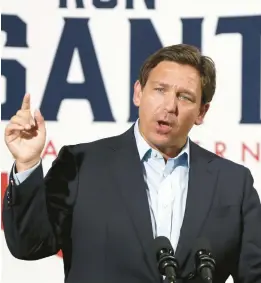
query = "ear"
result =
(133, 80, 143, 107)
(195, 103, 210, 125)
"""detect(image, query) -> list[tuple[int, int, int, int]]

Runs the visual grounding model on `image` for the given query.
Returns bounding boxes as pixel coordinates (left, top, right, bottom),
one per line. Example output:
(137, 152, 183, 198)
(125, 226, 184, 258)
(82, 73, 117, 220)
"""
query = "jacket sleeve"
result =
(13, 160, 41, 185)
(2, 145, 79, 260)
(233, 168, 261, 283)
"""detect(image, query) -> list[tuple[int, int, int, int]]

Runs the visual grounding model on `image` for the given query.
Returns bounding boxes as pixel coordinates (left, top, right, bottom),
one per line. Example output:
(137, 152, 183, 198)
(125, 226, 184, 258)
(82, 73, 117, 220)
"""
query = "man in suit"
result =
(3, 44, 261, 283)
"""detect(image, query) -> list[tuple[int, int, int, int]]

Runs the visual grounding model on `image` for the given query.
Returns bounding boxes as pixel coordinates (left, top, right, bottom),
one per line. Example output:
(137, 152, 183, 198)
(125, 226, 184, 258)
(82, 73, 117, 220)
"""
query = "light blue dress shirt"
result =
(134, 121, 190, 252)
(13, 121, 190, 252)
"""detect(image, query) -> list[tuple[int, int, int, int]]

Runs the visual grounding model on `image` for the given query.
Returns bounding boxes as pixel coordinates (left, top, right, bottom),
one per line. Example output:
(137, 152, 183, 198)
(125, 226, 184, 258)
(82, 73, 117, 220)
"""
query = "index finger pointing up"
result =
(21, 93, 31, 110)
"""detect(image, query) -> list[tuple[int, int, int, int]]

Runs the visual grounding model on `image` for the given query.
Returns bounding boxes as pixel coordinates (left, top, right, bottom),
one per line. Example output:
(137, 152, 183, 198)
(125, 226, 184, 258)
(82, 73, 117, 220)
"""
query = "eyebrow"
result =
(151, 81, 171, 88)
(151, 81, 196, 97)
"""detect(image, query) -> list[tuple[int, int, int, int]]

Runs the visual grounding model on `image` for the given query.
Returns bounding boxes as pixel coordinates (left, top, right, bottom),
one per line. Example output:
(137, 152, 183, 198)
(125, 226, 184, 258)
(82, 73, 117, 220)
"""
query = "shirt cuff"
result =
(12, 160, 41, 185)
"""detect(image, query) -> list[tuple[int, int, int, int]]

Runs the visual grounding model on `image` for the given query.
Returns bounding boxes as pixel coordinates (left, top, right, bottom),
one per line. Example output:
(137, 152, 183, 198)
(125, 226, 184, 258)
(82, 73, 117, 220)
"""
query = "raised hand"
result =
(4, 93, 46, 172)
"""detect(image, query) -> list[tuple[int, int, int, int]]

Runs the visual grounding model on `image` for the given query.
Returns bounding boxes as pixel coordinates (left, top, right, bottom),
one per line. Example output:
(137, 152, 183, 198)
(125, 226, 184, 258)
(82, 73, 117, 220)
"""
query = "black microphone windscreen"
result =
(153, 236, 178, 279)
(154, 236, 173, 252)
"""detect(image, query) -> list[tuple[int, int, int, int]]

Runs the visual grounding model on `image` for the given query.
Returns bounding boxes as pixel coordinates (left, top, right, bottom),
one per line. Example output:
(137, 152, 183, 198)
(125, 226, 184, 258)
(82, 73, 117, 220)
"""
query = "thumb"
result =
(34, 109, 45, 130)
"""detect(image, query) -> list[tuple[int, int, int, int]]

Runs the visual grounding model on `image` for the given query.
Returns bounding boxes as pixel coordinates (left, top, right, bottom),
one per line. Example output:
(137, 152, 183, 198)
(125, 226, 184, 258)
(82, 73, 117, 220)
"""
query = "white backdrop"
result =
(1, 0, 261, 282)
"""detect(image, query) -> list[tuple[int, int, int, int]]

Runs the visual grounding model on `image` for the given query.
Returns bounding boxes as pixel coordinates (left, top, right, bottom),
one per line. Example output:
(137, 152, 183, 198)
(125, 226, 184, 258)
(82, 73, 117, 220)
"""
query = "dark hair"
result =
(138, 44, 216, 104)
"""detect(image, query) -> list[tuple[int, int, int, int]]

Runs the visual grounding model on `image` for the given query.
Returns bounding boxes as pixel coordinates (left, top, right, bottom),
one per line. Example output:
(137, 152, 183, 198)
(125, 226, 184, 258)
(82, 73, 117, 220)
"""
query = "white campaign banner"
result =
(1, 1, 261, 282)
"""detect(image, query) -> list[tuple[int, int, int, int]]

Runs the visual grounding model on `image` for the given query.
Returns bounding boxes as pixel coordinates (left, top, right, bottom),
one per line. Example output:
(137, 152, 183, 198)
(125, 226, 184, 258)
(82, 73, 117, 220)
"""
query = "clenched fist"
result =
(4, 93, 46, 172)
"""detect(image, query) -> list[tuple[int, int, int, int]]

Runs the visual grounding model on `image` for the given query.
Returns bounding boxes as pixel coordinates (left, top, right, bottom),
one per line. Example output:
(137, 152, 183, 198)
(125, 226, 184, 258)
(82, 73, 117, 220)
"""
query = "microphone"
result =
(193, 238, 216, 283)
(153, 236, 179, 283)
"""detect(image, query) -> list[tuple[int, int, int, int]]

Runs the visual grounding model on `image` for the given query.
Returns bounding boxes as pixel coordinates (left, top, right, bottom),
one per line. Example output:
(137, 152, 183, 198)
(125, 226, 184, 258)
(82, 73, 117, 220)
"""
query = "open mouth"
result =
(158, 120, 171, 127)
(158, 120, 170, 127)
(157, 120, 172, 133)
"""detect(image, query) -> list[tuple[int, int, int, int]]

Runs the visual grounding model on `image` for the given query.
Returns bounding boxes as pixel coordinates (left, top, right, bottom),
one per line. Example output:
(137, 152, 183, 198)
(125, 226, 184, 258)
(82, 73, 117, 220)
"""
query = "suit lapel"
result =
(108, 126, 160, 281)
(175, 141, 219, 271)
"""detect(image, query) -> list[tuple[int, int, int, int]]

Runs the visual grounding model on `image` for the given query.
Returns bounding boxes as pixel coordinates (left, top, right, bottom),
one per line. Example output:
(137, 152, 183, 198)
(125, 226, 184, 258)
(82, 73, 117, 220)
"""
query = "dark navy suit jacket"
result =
(3, 125, 261, 283)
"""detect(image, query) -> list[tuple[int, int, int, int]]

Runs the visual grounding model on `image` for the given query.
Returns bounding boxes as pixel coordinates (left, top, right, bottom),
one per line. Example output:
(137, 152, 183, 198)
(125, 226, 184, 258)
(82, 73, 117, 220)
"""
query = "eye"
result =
(154, 87, 165, 93)
(178, 93, 193, 101)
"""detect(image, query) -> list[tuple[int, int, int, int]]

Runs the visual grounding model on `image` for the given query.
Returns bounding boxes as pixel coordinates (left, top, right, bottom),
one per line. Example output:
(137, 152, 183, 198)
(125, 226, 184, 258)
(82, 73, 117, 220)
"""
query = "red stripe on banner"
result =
(1, 172, 8, 230)
(1, 172, 63, 258)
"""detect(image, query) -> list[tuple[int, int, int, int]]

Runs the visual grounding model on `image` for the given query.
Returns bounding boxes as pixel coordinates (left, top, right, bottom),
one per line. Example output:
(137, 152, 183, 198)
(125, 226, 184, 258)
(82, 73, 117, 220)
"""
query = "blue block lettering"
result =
(41, 18, 114, 121)
(216, 16, 261, 124)
(181, 18, 203, 51)
(93, 0, 117, 9)
(1, 15, 27, 120)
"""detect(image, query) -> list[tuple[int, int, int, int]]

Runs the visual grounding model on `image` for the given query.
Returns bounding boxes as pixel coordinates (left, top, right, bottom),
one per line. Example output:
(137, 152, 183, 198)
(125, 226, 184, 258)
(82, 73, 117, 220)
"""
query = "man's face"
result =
(133, 61, 209, 153)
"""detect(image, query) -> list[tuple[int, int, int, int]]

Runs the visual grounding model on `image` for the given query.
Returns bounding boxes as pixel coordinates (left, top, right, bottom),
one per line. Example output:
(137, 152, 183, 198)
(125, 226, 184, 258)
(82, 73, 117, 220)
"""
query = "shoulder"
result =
(191, 142, 257, 203)
(58, 125, 134, 161)
(191, 141, 252, 179)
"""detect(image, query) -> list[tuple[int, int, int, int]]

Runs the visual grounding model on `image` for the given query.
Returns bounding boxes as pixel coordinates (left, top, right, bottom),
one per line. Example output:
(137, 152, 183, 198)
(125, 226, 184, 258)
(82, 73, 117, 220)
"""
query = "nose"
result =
(163, 91, 177, 113)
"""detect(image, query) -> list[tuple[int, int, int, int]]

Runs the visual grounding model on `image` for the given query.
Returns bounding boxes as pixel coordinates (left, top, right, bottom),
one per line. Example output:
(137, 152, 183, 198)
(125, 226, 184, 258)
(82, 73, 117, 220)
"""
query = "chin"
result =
(150, 134, 173, 147)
